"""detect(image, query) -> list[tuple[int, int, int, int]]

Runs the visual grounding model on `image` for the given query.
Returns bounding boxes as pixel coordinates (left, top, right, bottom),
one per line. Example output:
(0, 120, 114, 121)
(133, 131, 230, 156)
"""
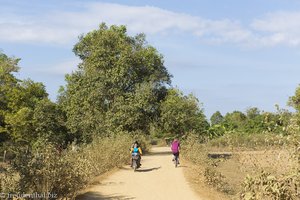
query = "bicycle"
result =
(172, 153, 179, 168)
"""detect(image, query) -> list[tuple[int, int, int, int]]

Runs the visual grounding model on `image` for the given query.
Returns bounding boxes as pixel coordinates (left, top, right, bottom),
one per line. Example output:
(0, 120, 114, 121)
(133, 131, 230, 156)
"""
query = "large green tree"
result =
(60, 24, 171, 141)
(4, 79, 48, 143)
(0, 52, 57, 145)
(159, 88, 209, 137)
(0, 52, 21, 143)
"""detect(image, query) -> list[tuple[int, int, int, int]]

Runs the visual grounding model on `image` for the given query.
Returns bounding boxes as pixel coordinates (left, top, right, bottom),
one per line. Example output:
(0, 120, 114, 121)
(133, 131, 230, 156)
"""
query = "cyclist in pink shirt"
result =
(171, 138, 180, 165)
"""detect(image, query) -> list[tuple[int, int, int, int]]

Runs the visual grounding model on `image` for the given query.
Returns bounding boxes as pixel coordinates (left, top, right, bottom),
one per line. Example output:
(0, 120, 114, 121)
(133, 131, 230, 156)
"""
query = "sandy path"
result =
(76, 147, 202, 200)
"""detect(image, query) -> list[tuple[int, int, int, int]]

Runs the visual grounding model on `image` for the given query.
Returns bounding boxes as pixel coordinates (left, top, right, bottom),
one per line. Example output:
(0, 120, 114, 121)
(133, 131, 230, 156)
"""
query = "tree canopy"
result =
(60, 24, 172, 141)
(0, 52, 60, 145)
(159, 88, 209, 137)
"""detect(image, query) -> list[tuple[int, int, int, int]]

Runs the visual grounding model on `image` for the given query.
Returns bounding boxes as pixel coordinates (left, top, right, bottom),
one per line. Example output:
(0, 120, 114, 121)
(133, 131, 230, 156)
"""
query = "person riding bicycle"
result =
(171, 138, 180, 164)
(130, 141, 142, 168)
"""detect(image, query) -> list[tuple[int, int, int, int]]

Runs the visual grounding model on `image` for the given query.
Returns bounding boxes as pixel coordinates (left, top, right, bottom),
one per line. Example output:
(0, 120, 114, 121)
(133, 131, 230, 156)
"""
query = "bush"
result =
(241, 171, 300, 200)
(181, 134, 208, 165)
(207, 131, 299, 150)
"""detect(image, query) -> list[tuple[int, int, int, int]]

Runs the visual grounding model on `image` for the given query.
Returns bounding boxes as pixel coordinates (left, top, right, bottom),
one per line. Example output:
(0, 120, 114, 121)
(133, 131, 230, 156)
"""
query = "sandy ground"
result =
(76, 147, 202, 200)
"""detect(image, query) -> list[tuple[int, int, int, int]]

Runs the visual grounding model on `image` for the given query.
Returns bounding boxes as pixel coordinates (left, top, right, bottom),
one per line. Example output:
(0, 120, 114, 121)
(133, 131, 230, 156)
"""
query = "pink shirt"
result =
(171, 141, 180, 153)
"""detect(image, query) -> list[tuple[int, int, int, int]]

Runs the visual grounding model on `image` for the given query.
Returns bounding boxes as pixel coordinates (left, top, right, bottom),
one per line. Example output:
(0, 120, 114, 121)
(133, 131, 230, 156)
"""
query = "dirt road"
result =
(77, 146, 202, 200)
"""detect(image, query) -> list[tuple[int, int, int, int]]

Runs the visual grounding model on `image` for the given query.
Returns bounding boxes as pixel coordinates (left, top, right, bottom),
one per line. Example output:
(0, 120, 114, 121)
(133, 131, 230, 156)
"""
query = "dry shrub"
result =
(240, 134, 300, 200)
(241, 171, 300, 200)
(183, 132, 300, 199)
(204, 166, 233, 194)
(0, 133, 135, 199)
(182, 134, 233, 194)
(0, 167, 20, 193)
(182, 134, 208, 165)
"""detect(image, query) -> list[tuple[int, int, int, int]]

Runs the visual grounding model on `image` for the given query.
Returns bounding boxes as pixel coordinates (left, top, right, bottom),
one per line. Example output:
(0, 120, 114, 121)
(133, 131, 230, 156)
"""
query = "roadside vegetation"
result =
(182, 100, 300, 199)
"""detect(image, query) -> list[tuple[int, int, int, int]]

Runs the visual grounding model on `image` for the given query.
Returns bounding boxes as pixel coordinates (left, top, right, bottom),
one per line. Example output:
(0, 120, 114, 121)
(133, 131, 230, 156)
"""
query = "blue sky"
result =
(1, 0, 300, 117)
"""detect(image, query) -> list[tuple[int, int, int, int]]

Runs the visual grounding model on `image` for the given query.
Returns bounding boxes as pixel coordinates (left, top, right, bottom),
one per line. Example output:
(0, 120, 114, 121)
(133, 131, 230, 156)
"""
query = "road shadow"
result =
(76, 192, 135, 200)
(147, 151, 172, 156)
(136, 166, 161, 172)
(98, 181, 125, 186)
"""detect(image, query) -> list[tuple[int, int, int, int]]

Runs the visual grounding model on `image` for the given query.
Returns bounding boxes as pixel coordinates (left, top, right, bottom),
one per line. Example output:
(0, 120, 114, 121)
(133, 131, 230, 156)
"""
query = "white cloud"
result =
(1, 2, 300, 47)
(0, 2, 253, 45)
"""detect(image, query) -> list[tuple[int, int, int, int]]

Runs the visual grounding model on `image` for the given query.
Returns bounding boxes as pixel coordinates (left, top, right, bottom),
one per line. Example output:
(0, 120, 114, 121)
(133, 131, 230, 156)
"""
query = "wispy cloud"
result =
(251, 11, 300, 46)
(1, 2, 300, 47)
(35, 59, 80, 75)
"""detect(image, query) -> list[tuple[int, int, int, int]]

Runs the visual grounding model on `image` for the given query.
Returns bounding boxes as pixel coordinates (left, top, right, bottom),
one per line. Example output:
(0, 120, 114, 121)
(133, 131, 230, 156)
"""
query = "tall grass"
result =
(0, 133, 146, 199)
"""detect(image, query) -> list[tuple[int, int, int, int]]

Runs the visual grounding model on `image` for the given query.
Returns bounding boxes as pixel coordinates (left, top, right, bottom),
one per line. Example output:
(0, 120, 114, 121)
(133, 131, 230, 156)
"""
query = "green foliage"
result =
(211, 106, 293, 136)
(246, 107, 260, 120)
(209, 111, 226, 138)
(159, 88, 209, 137)
(0, 52, 51, 146)
(7, 79, 48, 112)
(208, 124, 226, 139)
(210, 111, 224, 126)
(33, 99, 70, 145)
(289, 85, 300, 112)
(60, 23, 171, 141)
(223, 111, 247, 131)
(5, 107, 35, 143)
(0, 52, 20, 140)
(3, 80, 50, 144)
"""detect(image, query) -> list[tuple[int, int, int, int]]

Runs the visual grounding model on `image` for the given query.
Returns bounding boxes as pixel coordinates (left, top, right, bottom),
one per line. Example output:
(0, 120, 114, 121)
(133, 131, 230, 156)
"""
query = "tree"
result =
(289, 85, 300, 112)
(4, 79, 48, 144)
(0, 51, 51, 145)
(246, 107, 260, 120)
(60, 24, 171, 141)
(210, 111, 224, 126)
(0, 52, 20, 142)
(243, 107, 264, 133)
(209, 111, 225, 138)
(159, 88, 209, 137)
(33, 99, 70, 145)
(5, 107, 34, 143)
(223, 111, 247, 131)
(7, 79, 48, 111)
